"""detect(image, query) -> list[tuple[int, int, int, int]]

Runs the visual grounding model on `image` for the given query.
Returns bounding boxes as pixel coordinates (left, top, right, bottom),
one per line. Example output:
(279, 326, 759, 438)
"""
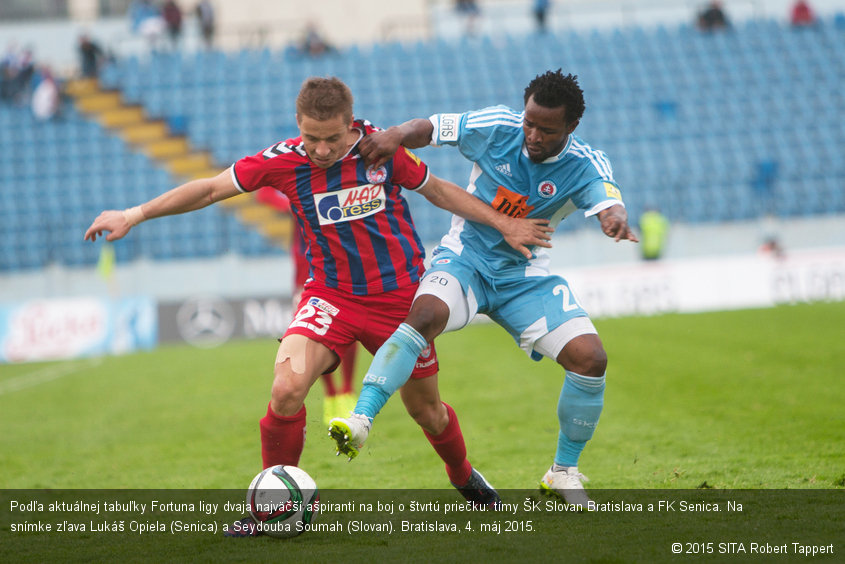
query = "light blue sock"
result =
(354, 323, 428, 420)
(555, 371, 605, 467)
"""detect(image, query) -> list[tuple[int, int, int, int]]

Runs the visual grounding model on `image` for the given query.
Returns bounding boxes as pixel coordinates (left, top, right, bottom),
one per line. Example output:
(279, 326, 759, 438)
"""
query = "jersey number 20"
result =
(554, 284, 581, 312)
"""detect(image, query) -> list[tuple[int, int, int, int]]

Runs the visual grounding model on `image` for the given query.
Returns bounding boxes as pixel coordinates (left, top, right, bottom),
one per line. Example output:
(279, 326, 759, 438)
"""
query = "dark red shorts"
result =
(284, 283, 438, 379)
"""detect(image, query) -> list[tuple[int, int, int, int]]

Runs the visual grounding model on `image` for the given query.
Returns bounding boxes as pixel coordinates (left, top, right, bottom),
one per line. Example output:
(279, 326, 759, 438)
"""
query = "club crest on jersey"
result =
(537, 180, 557, 199)
(308, 297, 339, 316)
(365, 165, 388, 184)
(314, 184, 385, 225)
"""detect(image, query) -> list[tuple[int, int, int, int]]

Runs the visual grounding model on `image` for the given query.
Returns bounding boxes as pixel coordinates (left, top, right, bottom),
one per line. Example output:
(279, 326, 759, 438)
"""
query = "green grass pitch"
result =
(1, 302, 843, 562)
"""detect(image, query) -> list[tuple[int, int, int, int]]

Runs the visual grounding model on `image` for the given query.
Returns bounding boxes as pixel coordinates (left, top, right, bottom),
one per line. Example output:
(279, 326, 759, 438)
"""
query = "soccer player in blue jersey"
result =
(330, 70, 638, 505)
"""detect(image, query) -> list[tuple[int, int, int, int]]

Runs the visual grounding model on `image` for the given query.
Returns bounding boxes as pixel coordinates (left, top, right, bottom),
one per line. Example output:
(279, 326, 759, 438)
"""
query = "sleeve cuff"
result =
(229, 164, 247, 193)
(428, 115, 439, 146)
(584, 199, 624, 218)
(409, 167, 431, 191)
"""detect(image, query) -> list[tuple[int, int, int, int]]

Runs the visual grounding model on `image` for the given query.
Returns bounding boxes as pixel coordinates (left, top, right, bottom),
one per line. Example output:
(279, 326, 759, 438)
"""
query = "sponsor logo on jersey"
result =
(491, 185, 535, 218)
(603, 182, 622, 200)
(307, 297, 339, 316)
(314, 184, 385, 225)
(432, 258, 452, 265)
(365, 165, 388, 184)
(495, 163, 512, 177)
(438, 113, 461, 142)
(537, 180, 557, 198)
(403, 148, 422, 167)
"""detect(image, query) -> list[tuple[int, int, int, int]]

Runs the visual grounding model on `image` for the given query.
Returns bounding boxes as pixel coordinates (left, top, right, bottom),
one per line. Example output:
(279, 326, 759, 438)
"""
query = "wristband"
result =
(123, 205, 146, 226)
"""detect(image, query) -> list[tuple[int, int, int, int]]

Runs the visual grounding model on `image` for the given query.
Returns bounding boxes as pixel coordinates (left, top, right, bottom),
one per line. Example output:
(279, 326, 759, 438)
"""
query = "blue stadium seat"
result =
(4, 16, 845, 273)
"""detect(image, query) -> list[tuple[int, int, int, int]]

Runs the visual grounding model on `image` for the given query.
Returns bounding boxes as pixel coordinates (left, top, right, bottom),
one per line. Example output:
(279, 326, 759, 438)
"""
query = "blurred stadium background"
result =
(1, 0, 844, 362)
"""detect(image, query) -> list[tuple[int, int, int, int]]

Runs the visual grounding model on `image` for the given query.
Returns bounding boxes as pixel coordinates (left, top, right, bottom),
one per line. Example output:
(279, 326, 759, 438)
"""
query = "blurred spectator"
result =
(195, 0, 216, 49)
(1, 44, 35, 104)
(78, 34, 105, 78)
(638, 208, 670, 261)
(299, 22, 334, 57)
(130, 0, 166, 50)
(759, 237, 785, 259)
(162, 0, 184, 48)
(790, 1, 817, 27)
(455, 0, 480, 35)
(0, 44, 14, 100)
(2, 47, 17, 95)
(31, 67, 60, 121)
(696, 1, 731, 31)
(534, 0, 551, 33)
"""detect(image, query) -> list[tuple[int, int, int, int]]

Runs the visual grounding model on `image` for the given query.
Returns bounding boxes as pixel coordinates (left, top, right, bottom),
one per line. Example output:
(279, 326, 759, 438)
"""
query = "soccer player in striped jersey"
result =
(84, 76, 551, 534)
(330, 70, 638, 506)
(255, 186, 359, 427)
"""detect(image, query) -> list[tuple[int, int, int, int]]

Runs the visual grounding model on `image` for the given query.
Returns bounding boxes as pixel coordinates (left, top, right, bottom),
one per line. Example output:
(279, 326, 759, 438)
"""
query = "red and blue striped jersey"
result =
(230, 120, 430, 296)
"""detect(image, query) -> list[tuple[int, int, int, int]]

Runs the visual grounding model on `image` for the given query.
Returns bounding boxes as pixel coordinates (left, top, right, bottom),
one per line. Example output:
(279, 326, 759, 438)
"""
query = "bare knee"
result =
(269, 334, 335, 415)
(578, 349, 608, 377)
(406, 297, 449, 342)
(270, 363, 308, 416)
(556, 334, 608, 377)
(401, 389, 447, 435)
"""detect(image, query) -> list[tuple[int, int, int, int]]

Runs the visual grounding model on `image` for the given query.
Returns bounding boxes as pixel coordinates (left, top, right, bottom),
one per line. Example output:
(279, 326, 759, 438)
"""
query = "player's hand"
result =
(359, 128, 403, 169)
(502, 217, 554, 259)
(598, 205, 639, 242)
(83, 210, 132, 242)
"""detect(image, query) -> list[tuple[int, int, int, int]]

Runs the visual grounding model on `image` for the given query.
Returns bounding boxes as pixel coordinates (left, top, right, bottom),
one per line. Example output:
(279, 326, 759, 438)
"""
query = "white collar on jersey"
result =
(521, 134, 573, 163)
(343, 128, 365, 161)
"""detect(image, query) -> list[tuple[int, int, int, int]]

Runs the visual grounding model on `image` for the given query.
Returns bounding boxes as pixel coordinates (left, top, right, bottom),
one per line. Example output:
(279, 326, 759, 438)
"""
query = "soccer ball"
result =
(246, 465, 320, 538)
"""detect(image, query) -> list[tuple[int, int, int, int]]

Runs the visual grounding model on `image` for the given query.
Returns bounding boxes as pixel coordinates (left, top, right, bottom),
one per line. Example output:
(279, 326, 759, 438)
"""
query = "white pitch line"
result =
(0, 358, 103, 396)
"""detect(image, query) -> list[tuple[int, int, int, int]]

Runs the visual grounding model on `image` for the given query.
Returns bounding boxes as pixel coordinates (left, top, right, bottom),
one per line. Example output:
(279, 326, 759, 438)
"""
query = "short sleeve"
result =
(431, 106, 516, 163)
(576, 180, 625, 217)
(429, 113, 463, 146)
(389, 147, 430, 191)
(231, 144, 286, 193)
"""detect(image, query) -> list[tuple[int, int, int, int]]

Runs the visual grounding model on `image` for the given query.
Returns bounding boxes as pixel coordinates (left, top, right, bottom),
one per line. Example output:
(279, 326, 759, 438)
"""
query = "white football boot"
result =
(328, 413, 371, 460)
(540, 466, 591, 507)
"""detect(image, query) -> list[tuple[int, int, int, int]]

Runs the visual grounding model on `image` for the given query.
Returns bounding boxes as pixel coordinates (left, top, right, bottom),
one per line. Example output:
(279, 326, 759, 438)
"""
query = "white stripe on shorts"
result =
(529, 316, 598, 360)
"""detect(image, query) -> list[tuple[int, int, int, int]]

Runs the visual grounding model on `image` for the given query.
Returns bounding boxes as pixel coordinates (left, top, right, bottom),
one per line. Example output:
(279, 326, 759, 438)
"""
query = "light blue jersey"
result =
(417, 105, 627, 360)
(348, 104, 616, 475)
(430, 105, 624, 277)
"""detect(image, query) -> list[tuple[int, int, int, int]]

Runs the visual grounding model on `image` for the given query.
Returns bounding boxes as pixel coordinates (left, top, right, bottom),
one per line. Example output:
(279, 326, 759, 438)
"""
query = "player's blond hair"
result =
(296, 76, 354, 123)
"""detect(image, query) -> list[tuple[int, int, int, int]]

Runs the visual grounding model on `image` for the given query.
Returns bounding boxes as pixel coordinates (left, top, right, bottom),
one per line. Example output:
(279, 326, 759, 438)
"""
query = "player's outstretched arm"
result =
(359, 118, 434, 169)
(83, 169, 240, 242)
(597, 204, 639, 243)
(419, 174, 553, 259)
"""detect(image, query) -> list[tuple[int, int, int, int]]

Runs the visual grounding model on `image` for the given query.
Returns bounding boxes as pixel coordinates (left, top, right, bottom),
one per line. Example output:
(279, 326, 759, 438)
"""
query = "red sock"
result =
(321, 372, 337, 397)
(340, 345, 358, 394)
(423, 403, 472, 486)
(259, 403, 306, 468)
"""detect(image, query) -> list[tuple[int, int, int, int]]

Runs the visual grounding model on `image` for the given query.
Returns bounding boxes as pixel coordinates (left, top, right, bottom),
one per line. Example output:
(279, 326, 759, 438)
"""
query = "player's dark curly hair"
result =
(523, 69, 585, 123)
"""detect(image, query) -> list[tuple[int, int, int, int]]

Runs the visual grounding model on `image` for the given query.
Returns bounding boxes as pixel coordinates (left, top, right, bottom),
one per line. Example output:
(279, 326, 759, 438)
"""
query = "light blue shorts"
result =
(416, 248, 594, 361)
